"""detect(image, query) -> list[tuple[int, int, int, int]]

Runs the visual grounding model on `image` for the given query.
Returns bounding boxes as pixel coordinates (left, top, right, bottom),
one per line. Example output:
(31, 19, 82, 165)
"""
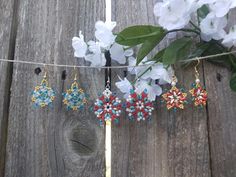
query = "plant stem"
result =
(190, 21, 201, 31)
(167, 28, 200, 35)
(197, 11, 201, 27)
(132, 66, 152, 85)
(214, 40, 228, 51)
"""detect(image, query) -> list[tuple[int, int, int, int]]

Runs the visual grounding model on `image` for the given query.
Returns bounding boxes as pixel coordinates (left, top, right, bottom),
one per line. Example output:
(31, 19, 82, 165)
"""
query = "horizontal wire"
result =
(0, 50, 236, 69)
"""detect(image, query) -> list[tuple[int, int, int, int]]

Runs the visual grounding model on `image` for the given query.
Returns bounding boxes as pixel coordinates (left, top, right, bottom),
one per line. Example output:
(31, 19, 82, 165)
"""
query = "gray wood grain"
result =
(204, 62, 236, 177)
(2, 0, 236, 177)
(111, 0, 211, 177)
(202, 10, 236, 177)
(0, 0, 16, 176)
(4, 0, 106, 177)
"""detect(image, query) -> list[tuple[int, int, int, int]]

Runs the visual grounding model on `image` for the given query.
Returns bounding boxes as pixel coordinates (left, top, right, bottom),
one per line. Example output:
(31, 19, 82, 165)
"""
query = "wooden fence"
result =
(0, 0, 236, 177)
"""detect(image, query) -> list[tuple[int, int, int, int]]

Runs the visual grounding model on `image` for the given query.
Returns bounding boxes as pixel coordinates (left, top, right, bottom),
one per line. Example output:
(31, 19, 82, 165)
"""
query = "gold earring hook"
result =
(170, 65, 177, 86)
(41, 64, 49, 86)
(43, 64, 48, 78)
(73, 66, 77, 81)
(194, 59, 200, 79)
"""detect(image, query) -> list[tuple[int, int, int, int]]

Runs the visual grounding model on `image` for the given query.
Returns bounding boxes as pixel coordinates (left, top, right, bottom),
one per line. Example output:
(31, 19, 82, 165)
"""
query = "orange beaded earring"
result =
(189, 59, 208, 108)
(162, 68, 188, 111)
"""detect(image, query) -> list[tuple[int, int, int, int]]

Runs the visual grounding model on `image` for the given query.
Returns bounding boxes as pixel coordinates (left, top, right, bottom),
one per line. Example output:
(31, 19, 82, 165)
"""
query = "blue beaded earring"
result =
(62, 67, 88, 111)
(31, 65, 55, 108)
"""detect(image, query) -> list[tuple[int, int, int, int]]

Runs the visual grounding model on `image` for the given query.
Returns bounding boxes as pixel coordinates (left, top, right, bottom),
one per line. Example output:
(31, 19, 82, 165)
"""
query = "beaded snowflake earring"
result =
(62, 67, 88, 111)
(94, 73, 122, 125)
(189, 59, 207, 108)
(162, 70, 187, 111)
(31, 65, 55, 108)
(126, 86, 154, 121)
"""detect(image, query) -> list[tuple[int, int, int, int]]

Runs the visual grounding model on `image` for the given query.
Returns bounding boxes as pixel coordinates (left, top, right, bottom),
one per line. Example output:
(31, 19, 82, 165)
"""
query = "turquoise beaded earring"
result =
(62, 67, 88, 110)
(31, 65, 56, 108)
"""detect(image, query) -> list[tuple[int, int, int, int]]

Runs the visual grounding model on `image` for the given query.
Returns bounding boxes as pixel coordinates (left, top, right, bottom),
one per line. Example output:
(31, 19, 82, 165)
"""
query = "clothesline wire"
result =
(0, 50, 236, 69)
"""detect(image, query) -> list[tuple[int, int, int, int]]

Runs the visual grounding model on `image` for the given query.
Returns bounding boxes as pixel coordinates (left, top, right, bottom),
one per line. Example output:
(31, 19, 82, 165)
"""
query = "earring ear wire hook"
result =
(106, 67, 111, 89)
(43, 64, 48, 78)
(170, 65, 177, 86)
(194, 58, 200, 79)
(73, 66, 77, 81)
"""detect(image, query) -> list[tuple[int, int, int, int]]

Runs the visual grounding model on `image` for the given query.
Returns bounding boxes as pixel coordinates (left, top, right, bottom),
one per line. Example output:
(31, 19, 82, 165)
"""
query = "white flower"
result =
(87, 40, 100, 53)
(72, 31, 87, 58)
(154, 0, 198, 30)
(72, 21, 134, 67)
(115, 76, 133, 99)
(119, 56, 165, 100)
(198, 0, 216, 6)
(198, 0, 236, 18)
(110, 43, 134, 64)
(95, 21, 116, 49)
(159, 66, 175, 84)
(232, 0, 236, 8)
(84, 41, 106, 67)
(222, 25, 236, 48)
(139, 63, 171, 83)
(127, 56, 137, 74)
(207, 0, 236, 18)
(200, 12, 227, 41)
(127, 56, 150, 75)
(85, 53, 106, 67)
(135, 79, 162, 101)
(128, 57, 171, 83)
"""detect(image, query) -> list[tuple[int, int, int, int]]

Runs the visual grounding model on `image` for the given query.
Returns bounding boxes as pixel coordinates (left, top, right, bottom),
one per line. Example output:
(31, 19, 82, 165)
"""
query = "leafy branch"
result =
(115, 23, 236, 91)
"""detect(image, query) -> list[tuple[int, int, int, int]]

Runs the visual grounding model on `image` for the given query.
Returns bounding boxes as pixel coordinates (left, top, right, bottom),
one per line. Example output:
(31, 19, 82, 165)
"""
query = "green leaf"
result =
(189, 42, 210, 58)
(136, 33, 166, 65)
(151, 48, 166, 62)
(203, 42, 233, 70)
(230, 73, 236, 91)
(116, 25, 165, 46)
(229, 54, 236, 71)
(163, 37, 193, 65)
(181, 42, 210, 68)
(197, 5, 209, 19)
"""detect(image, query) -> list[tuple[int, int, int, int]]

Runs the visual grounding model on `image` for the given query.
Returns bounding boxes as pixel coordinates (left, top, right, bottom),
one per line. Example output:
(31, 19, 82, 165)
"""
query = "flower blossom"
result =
(115, 56, 173, 100)
(115, 75, 163, 101)
(200, 12, 227, 41)
(110, 43, 134, 64)
(209, 0, 236, 17)
(72, 21, 134, 67)
(128, 57, 171, 83)
(95, 21, 116, 49)
(84, 41, 106, 67)
(135, 79, 162, 101)
(154, 0, 198, 30)
(222, 25, 236, 48)
(72, 31, 87, 58)
(115, 76, 133, 99)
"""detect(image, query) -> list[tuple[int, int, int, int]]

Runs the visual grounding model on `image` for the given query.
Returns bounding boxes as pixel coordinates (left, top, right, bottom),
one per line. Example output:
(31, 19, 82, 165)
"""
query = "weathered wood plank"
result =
(204, 62, 236, 177)
(0, 0, 16, 176)
(203, 10, 236, 177)
(4, 0, 106, 177)
(4, 1, 236, 177)
(111, 0, 211, 177)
